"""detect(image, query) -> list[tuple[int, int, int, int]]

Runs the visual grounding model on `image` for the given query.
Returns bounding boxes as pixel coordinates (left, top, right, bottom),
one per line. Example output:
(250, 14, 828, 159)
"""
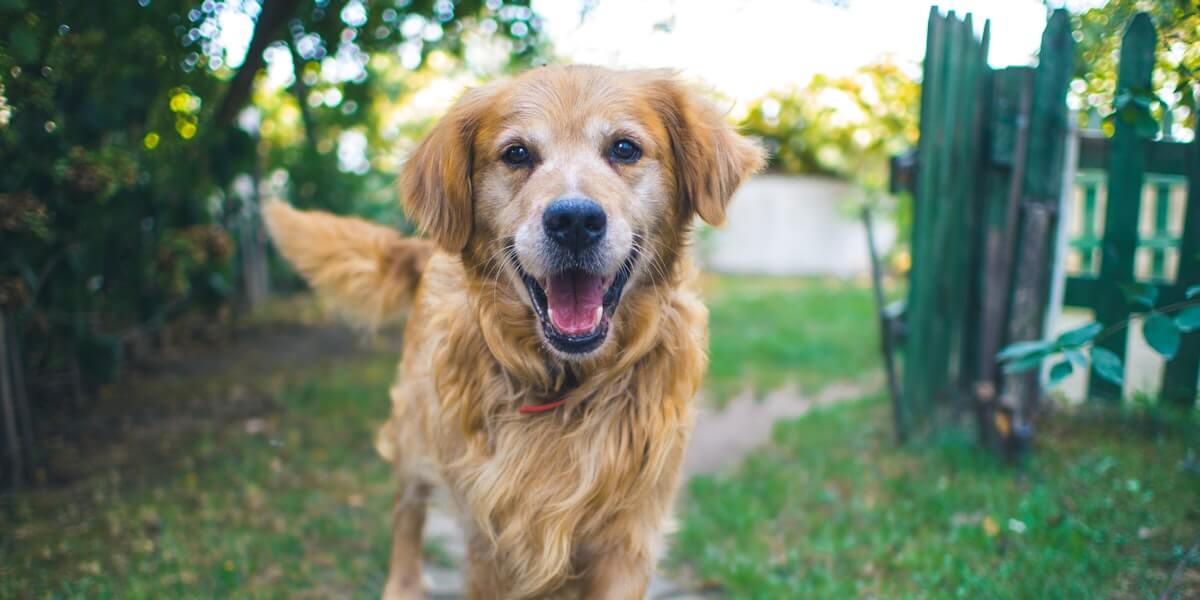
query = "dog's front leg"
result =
(463, 533, 507, 600)
(580, 549, 652, 599)
(382, 480, 431, 600)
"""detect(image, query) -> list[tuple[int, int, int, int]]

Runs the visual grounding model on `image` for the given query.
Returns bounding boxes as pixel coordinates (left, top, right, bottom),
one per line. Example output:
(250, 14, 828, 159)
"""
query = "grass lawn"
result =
(702, 274, 880, 400)
(0, 275, 881, 597)
(673, 394, 1200, 598)
(0, 354, 411, 598)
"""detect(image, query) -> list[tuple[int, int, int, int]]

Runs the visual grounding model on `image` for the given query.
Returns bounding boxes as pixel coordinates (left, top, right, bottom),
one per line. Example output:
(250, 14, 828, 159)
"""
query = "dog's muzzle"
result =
(518, 198, 636, 355)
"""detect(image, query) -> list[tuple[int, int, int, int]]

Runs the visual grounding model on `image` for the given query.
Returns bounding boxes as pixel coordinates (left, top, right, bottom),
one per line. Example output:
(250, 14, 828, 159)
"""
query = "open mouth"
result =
(518, 253, 636, 355)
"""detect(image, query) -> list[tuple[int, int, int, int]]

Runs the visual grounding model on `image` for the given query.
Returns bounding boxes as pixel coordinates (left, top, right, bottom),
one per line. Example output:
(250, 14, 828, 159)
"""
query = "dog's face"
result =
(402, 66, 762, 359)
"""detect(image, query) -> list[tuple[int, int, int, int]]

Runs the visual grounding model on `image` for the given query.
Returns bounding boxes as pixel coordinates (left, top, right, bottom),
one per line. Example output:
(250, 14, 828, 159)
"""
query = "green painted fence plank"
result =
(947, 14, 989, 409)
(1151, 181, 1170, 279)
(1078, 135, 1190, 174)
(1081, 176, 1099, 272)
(926, 11, 964, 413)
(1024, 9, 1074, 201)
(958, 17, 991, 395)
(1064, 276, 1105, 308)
(1090, 13, 1156, 402)
(1161, 134, 1200, 407)
(903, 7, 949, 429)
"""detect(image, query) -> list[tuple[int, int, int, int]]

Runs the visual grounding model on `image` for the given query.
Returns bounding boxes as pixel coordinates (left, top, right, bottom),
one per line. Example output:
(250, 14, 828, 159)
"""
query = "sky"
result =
(209, 0, 1111, 116)
(531, 0, 1107, 104)
(204, 0, 1118, 168)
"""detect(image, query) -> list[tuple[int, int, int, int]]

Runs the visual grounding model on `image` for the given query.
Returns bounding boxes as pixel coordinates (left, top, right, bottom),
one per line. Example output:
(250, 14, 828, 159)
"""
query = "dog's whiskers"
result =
(630, 239, 669, 293)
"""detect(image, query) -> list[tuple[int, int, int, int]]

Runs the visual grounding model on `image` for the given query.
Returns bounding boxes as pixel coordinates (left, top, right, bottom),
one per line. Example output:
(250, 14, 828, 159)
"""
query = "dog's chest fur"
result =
(386, 253, 706, 595)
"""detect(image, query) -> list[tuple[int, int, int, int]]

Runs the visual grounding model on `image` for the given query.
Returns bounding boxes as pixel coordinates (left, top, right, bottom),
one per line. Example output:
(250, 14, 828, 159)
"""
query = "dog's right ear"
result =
(400, 85, 495, 253)
(650, 74, 765, 226)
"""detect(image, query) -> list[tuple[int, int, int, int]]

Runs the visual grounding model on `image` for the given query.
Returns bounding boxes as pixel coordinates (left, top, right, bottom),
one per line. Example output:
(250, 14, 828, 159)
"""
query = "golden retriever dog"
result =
(263, 65, 763, 599)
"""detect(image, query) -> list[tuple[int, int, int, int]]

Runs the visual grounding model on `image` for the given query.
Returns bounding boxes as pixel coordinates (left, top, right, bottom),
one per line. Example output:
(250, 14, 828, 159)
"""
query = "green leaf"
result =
(1187, 285, 1200, 299)
(1176, 306, 1200, 333)
(207, 272, 232, 297)
(1065, 348, 1088, 369)
(1114, 88, 1164, 138)
(1113, 91, 1132, 110)
(1056, 322, 1103, 347)
(1143, 313, 1181, 359)
(1047, 360, 1073, 387)
(8, 26, 38, 64)
(1120, 282, 1158, 310)
(1003, 353, 1045, 374)
(997, 340, 1052, 362)
(1090, 347, 1124, 386)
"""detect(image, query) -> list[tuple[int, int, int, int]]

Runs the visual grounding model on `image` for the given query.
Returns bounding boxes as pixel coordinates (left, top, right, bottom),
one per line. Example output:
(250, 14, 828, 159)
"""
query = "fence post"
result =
(1090, 13, 1156, 401)
(997, 9, 1073, 453)
(902, 7, 948, 428)
(902, 9, 995, 432)
(950, 15, 990, 414)
(924, 11, 962, 413)
(1161, 134, 1200, 406)
(863, 208, 906, 442)
(240, 207, 270, 312)
(974, 66, 1033, 450)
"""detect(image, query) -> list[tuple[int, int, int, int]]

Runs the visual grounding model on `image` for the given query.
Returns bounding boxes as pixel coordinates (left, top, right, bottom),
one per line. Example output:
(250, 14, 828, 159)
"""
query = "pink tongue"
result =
(544, 271, 606, 335)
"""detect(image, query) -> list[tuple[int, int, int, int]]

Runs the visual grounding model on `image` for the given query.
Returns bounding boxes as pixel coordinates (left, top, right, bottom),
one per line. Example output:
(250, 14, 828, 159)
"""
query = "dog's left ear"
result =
(400, 85, 496, 252)
(654, 75, 766, 226)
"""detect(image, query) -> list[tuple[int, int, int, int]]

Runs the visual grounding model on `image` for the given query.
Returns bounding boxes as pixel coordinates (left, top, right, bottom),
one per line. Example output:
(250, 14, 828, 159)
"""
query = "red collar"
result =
(518, 398, 568, 414)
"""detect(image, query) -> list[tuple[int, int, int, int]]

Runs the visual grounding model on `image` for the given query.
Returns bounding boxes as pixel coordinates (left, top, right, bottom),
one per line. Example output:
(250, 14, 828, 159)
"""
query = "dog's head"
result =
(402, 66, 763, 359)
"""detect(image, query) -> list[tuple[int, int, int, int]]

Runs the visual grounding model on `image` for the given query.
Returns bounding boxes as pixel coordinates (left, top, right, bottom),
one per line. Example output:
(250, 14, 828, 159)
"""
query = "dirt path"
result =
(419, 379, 878, 599)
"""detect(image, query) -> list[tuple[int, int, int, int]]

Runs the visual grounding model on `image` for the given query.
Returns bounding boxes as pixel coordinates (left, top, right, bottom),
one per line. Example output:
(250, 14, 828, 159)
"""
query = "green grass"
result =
(673, 394, 1200, 598)
(0, 354, 407, 599)
(0, 276, 895, 598)
(703, 275, 880, 400)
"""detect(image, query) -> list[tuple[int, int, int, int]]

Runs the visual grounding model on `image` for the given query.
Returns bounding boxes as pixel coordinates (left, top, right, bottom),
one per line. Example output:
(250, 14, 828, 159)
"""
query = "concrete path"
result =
(415, 380, 873, 599)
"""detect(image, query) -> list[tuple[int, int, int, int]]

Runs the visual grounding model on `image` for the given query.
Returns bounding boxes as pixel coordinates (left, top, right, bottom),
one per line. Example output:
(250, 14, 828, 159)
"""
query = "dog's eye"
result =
(609, 139, 641, 164)
(502, 144, 532, 167)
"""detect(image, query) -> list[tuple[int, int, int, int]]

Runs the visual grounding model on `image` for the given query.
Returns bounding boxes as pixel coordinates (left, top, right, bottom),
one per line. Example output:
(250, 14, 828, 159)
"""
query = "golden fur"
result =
(264, 65, 763, 599)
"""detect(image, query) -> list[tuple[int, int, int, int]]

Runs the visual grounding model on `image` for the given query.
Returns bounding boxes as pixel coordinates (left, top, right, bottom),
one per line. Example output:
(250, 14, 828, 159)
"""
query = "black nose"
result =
(542, 198, 607, 252)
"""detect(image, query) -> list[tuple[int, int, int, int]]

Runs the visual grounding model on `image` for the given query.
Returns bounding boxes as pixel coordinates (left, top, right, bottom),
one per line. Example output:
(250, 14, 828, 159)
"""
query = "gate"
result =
(878, 8, 1198, 454)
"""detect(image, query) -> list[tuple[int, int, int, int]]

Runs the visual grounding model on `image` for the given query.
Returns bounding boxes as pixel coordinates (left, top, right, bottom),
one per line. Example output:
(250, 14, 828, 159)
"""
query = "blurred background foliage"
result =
(739, 59, 920, 192)
(1061, 0, 1198, 136)
(0, 0, 1196, 488)
(0, 0, 545, 485)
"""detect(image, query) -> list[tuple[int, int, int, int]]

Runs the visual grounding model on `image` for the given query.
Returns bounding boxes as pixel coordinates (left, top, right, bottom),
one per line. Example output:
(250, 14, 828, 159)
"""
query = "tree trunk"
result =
(288, 37, 319, 149)
(214, 0, 303, 127)
(0, 316, 23, 489)
(6, 315, 33, 480)
(241, 192, 270, 312)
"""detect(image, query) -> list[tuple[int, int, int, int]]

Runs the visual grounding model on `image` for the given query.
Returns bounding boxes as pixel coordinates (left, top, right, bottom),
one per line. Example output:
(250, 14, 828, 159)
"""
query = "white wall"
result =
(699, 174, 896, 277)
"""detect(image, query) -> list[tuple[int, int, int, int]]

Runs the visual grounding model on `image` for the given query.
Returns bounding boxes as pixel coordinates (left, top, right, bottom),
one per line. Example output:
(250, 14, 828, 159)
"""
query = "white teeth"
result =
(548, 308, 555, 323)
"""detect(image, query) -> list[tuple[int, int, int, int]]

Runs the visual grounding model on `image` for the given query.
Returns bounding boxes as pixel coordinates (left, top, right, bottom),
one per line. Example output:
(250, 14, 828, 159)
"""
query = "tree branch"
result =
(1160, 536, 1200, 600)
(214, 0, 304, 127)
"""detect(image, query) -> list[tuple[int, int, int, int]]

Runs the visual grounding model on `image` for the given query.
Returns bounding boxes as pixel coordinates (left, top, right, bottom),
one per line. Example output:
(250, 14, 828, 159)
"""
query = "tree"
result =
(739, 59, 920, 193)
(0, 0, 545, 487)
(1061, 0, 1199, 136)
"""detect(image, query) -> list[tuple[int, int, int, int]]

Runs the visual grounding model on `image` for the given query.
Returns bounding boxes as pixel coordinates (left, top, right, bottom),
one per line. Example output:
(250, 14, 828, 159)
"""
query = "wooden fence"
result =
(879, 8, 1199, 454)
(1061, 14, 1200, 406)
(880, 7, 1071, 453)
